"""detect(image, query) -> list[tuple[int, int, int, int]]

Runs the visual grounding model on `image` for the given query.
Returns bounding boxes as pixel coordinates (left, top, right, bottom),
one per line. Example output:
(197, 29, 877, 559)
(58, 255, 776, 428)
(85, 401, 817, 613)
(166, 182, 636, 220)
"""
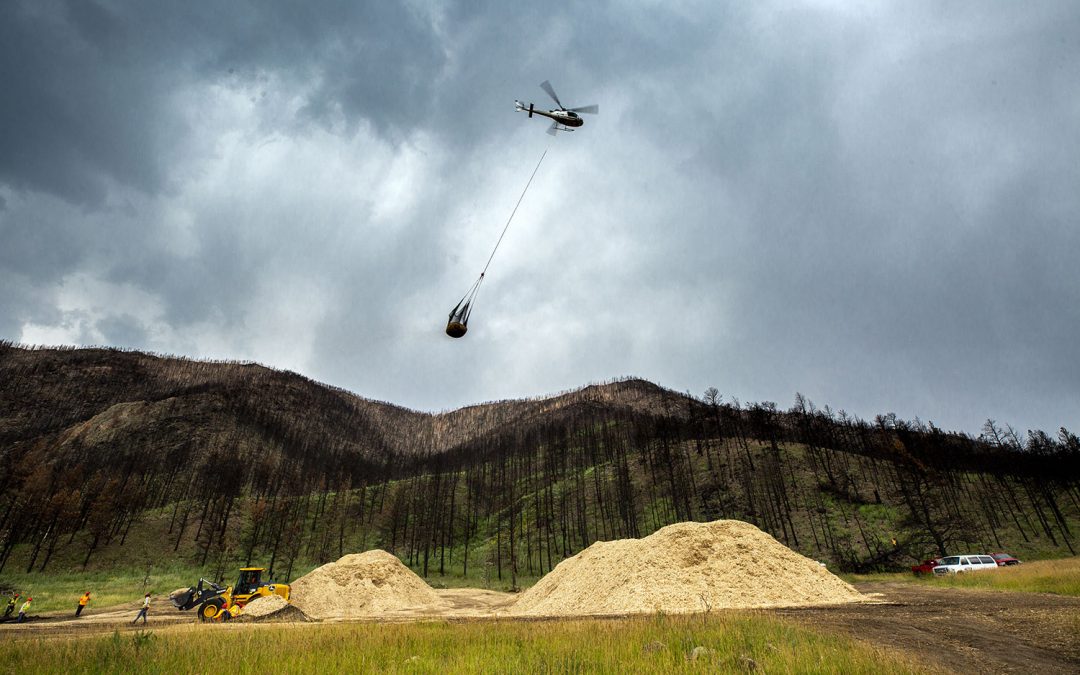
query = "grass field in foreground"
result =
(5, 614, 932, 674)
(843, 556, 1080, 596)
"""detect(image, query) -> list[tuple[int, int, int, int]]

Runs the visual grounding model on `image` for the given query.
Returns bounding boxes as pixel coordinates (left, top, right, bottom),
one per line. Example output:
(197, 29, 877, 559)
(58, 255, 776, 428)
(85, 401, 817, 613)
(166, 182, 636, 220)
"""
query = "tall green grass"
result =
(0, 564, 210, 614)
(843, 556, 1080, 597)
(4, 613, 933, 674)
(923, 556, 1080, 596)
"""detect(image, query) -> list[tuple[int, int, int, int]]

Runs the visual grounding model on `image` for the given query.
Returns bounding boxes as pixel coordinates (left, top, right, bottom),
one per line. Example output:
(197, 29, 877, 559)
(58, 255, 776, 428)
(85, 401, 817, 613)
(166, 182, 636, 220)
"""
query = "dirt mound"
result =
(236, 594, 310, 623)
(242, 594, 289, 617)
(239, 604, 311, 623)
(511, 520, 863, 616)
(289, 550, 444, 620)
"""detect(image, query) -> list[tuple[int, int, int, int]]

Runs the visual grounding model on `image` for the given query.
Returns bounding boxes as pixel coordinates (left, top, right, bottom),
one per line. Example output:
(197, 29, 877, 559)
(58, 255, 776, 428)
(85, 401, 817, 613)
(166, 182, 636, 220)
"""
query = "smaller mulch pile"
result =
(288, 550, 445, 620)
(236, 593, 310, 623)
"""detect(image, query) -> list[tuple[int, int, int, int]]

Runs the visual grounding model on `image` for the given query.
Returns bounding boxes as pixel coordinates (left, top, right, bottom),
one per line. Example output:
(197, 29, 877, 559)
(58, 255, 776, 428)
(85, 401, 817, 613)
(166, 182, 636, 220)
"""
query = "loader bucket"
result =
(169, 587, 196, 610)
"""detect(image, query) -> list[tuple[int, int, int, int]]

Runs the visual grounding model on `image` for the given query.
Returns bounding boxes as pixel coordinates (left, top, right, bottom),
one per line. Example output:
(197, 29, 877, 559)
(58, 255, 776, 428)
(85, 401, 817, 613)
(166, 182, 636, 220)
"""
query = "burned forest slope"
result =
(0, 343, 687, 470)
(1, 342, 1078, 579)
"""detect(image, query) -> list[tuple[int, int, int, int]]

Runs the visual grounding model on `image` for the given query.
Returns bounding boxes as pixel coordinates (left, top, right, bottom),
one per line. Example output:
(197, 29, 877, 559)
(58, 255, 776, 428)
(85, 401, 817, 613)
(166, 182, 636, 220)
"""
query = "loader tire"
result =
(198, 599, 224, 621)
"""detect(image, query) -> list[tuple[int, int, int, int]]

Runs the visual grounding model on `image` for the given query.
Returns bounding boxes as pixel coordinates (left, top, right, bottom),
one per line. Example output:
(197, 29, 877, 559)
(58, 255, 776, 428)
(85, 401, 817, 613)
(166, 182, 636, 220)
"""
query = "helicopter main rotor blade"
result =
(539, 80, 564, 109)
(546, 120, 558, 136)
(568, 104, 598, 114)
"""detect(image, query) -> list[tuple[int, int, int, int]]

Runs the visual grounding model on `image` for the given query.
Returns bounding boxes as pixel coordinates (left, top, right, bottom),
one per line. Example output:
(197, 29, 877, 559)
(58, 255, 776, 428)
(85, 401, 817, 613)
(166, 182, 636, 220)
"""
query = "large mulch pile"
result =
(510, 520, 864, 616)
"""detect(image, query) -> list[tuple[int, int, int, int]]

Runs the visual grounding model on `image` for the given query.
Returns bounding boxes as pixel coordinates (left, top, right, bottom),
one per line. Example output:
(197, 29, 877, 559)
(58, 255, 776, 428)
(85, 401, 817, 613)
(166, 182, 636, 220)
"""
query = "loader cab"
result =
(235, 568, 264, 595)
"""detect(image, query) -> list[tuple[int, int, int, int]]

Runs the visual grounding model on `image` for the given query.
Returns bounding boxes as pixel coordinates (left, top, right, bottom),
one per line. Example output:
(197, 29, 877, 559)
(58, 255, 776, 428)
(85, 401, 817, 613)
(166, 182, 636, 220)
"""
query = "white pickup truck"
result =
(932, 554, 999, 574)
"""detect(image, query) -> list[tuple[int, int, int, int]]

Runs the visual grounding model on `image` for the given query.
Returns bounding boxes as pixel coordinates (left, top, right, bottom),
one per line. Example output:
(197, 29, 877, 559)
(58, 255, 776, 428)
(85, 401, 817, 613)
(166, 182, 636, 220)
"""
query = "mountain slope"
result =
(1, 342, 1077, 581)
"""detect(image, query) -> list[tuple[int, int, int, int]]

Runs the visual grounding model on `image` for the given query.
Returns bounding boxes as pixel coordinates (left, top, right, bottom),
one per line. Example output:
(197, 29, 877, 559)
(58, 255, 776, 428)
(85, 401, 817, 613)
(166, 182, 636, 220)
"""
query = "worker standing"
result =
(17, 597, 31, 623)
(132, 593, 150, 624)
(4, 593, 18, 619)
(76, 591, 91, 617)
(214, 598, 231, 622)
(214, 598, 241, 622)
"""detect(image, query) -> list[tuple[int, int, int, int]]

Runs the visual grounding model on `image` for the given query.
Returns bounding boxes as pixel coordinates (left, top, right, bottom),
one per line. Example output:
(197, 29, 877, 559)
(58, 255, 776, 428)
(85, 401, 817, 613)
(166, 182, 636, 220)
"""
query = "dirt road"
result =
(2, 582, 1077, 673)
(777, 582, 1080, 674)
(0, 587, 520, 636)
(0, 599, 192, 638)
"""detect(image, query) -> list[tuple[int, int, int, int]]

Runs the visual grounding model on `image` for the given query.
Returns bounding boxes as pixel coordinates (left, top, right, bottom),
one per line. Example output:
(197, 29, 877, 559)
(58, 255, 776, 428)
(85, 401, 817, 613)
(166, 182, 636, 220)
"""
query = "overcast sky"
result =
(2, 1, 1078, 436)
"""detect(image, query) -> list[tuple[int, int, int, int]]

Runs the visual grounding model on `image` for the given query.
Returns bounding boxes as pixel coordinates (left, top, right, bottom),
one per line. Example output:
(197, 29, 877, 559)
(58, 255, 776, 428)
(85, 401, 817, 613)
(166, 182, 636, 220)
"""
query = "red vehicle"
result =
(911, 558, 941, 575)
(990, 552, 1021, 566)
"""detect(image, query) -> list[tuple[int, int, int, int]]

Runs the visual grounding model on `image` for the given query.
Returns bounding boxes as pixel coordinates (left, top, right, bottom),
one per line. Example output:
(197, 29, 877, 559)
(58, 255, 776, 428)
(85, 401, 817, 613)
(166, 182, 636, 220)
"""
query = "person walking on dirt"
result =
(17, 597, 31, 623)
(4, 593, 18, 619)
(76, 591, 91, 617)
(132, 593, 150, 624)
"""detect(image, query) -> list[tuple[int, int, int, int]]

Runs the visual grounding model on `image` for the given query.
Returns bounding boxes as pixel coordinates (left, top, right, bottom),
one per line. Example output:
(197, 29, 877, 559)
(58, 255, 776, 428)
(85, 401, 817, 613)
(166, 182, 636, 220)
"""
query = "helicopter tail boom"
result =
(515, 100, 535, 117)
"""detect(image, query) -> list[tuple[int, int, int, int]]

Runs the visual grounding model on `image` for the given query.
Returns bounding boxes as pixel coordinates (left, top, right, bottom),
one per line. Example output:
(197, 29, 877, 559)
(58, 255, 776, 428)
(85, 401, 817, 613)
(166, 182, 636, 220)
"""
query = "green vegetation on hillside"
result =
(1, 344, 1077, 587)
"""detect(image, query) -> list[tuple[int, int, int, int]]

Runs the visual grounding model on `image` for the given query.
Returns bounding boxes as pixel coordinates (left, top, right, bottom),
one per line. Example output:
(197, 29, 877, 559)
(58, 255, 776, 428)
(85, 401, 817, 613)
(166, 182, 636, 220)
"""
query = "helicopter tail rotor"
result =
(515, 100, 536, 117)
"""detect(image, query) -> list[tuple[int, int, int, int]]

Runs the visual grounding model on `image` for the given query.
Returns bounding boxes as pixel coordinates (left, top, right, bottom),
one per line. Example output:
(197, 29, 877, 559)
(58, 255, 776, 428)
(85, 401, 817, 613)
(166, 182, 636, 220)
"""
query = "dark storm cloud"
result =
(0, 0, 445, 207)
(0, 0, 450, 338)
(690, 3, 1080, 433)
(2, 0, 1078, 436)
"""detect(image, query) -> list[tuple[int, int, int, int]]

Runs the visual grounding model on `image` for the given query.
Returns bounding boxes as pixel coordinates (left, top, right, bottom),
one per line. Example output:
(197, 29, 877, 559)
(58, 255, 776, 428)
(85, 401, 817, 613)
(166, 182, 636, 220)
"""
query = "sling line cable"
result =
(446, 148, 548, 337)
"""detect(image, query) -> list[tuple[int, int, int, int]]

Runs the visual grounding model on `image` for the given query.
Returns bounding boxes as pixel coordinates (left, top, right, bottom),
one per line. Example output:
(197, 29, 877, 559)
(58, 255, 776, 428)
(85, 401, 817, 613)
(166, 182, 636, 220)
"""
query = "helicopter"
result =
(515, 80, 598, 135)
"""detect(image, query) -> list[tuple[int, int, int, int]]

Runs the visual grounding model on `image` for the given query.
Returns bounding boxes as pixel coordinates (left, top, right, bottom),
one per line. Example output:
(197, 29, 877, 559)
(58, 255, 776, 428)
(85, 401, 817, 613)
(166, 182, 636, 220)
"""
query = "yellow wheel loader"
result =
(170, 567, 290, 621)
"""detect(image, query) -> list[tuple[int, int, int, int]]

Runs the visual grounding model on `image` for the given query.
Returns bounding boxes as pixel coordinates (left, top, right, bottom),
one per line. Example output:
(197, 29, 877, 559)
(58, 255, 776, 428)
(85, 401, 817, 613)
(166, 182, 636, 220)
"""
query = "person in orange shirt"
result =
(76, 591, 91, 617)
